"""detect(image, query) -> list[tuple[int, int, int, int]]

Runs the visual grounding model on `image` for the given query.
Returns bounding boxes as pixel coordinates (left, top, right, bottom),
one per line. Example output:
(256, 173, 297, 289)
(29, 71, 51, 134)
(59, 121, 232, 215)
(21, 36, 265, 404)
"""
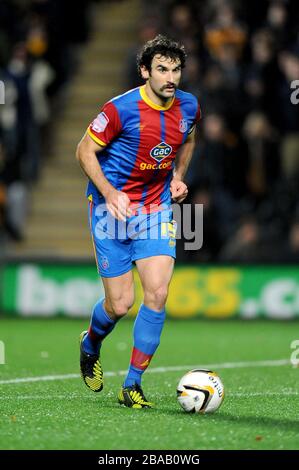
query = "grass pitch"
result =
(0, 318, 298, 450)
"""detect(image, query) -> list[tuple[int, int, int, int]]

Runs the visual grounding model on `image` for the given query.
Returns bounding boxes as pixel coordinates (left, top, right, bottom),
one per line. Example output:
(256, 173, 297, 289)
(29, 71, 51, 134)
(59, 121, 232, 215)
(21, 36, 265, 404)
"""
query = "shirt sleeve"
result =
(87, 101, 122, 147)
(188, 100, 202, 134)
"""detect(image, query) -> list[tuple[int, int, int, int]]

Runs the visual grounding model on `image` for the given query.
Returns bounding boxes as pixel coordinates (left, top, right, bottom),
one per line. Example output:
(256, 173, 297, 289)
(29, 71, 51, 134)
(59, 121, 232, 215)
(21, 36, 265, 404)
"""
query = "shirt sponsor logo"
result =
(91, 112, 109, 133)
(140, 160, 172, 170)
(150, 142, 172, 162)
(179, 118, 188, 133)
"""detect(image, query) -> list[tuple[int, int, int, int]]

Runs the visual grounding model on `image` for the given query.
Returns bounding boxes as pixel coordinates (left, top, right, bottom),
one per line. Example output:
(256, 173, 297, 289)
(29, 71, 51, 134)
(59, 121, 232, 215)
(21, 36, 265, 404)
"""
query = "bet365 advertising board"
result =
(1, 263, 299, 319)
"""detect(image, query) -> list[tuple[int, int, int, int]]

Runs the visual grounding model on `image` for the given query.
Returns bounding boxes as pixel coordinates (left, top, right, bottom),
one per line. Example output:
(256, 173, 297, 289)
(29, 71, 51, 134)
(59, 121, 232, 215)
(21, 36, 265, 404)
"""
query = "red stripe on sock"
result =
(88, 326, 104, 343)
(131, 347, 153, 370)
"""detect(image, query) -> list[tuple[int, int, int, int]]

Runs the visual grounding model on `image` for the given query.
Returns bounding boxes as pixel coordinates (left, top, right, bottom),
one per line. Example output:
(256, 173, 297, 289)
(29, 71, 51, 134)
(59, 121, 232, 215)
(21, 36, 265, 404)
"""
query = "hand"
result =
(170, 178, 188, 203)
(105, 189, 132, 221)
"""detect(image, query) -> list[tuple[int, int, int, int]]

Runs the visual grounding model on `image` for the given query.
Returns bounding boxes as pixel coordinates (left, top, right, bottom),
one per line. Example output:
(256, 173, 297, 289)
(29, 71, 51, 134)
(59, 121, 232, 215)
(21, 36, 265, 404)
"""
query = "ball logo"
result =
(150, 142, 172, 162)
(209, 375, 223, 397)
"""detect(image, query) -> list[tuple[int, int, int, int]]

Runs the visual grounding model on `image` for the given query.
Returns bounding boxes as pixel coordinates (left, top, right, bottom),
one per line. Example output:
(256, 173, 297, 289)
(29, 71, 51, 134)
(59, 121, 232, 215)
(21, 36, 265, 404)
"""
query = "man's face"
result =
(141, 54, 182, 100)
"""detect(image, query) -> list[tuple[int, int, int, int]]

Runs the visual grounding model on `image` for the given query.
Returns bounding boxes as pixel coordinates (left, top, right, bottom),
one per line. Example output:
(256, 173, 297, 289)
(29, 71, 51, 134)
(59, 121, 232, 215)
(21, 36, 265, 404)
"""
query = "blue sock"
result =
(124, 303, 166, 387)
(82, 298, 116, 355)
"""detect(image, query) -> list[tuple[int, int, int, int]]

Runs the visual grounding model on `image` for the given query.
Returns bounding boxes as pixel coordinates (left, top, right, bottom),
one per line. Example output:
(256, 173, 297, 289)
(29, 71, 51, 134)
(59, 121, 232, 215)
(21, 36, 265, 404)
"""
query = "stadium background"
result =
(0, 0, 299, 451)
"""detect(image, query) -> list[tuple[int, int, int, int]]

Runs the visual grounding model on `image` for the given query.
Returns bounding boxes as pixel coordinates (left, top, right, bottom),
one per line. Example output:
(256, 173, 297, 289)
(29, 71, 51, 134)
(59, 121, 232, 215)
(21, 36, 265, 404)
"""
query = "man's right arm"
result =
(76, 132, 131, 220)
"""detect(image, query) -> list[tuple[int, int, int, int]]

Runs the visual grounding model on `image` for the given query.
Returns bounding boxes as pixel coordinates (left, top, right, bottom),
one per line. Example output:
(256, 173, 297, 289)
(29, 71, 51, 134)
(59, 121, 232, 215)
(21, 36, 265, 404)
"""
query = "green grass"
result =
(0, 318, 298, 450)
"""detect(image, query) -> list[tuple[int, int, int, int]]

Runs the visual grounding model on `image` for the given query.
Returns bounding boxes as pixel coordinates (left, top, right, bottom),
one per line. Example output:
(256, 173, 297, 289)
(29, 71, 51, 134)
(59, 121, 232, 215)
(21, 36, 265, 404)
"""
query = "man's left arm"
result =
(171, 127, 196, 203)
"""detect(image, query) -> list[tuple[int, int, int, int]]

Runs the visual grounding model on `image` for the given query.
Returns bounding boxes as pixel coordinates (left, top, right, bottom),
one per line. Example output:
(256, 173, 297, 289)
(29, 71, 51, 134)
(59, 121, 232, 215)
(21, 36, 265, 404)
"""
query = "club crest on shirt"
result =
(91, 112, 109, 133)
(179, 118, 188, 133)
(150, 142, 172, 162)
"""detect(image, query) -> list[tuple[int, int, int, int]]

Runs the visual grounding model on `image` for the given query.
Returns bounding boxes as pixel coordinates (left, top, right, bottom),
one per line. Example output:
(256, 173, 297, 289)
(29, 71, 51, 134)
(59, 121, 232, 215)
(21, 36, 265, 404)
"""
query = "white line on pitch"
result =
(0, 391, 298, 400)
(0, 358, 291, 385)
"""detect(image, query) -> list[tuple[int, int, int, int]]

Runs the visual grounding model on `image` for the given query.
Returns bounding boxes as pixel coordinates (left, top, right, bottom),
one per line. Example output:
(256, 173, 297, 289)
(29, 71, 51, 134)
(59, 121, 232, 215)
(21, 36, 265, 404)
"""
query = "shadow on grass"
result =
(148, 404, 299, 433)
(206, 411, 299, 433)
(80, 392, 299, 434)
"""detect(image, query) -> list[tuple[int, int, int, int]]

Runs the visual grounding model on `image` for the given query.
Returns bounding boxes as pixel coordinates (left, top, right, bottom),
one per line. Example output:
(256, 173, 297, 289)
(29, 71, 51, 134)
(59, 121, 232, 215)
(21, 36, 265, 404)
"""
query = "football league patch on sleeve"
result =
(91, 112, 109, 133)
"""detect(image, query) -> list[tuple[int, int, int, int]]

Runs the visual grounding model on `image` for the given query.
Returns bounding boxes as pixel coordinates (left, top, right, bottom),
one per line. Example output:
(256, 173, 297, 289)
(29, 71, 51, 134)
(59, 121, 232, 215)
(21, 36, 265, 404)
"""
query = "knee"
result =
(144, 285, 169, 311)
(105, 294, 135, 319)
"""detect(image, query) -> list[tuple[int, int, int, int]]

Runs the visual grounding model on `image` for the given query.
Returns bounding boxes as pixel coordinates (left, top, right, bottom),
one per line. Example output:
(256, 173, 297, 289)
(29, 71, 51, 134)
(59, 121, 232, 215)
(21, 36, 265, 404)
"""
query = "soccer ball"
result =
(176, 369, 224, 414)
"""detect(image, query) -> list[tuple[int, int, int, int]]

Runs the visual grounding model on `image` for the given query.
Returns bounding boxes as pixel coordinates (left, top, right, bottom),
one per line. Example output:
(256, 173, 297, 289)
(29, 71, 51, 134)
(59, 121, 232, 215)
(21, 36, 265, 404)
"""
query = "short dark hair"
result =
(137, 34, 186, 77)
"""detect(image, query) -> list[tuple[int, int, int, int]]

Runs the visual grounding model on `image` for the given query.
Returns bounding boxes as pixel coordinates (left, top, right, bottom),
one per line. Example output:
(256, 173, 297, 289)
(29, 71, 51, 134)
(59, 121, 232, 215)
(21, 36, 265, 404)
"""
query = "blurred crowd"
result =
(1, 0, 299, 264)
(0, 0, 95, 246)
(128, 0, 299, 263)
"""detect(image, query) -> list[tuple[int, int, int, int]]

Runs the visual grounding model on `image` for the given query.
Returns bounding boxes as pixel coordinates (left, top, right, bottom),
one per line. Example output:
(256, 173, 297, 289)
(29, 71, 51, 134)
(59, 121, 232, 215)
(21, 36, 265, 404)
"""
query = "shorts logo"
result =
(100, 255, 109, 270)
(169, 220, 177, 247)
(161, 220, 177, 247)
(179, 119, 188, 133)
(150, 142, 172, 162)
(91, 112, 109, 133)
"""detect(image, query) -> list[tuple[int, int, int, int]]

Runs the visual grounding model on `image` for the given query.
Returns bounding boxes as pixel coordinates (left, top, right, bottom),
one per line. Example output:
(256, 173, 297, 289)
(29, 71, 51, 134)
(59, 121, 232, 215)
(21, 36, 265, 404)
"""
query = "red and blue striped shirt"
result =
(87, 85, 201, 212)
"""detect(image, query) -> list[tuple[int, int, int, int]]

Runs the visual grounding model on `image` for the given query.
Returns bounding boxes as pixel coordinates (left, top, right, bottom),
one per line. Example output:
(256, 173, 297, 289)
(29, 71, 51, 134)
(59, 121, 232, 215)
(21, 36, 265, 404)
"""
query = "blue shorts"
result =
(88, 201, 176, 277)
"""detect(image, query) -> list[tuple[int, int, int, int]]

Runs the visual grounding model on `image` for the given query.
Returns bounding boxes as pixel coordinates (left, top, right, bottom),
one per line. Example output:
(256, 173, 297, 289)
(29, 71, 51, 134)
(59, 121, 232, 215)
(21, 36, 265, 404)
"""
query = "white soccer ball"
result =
(177, 369, 224, 414)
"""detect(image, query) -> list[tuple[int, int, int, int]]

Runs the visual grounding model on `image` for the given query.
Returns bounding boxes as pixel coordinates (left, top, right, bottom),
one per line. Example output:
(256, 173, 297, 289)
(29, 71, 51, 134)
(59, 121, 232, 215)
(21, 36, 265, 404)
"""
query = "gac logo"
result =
(150, 142, 172, 162)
